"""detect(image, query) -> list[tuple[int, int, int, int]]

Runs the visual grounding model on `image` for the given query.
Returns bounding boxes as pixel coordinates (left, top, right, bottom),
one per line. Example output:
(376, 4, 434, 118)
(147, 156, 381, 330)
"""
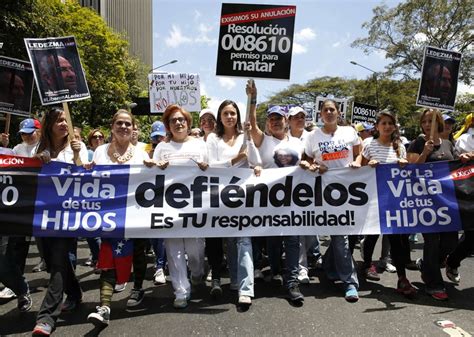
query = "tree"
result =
(0, 0, 147, 130)
(352, 0, 473, 85)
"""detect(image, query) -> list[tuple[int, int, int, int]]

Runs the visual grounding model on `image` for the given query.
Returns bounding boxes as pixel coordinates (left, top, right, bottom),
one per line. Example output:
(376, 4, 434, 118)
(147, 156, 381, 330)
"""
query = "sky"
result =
(152, 0, 471, 115)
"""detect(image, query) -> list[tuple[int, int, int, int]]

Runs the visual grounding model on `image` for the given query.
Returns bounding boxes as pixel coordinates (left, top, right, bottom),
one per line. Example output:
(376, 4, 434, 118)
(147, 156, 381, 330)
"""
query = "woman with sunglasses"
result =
(86, 129, 106, 161)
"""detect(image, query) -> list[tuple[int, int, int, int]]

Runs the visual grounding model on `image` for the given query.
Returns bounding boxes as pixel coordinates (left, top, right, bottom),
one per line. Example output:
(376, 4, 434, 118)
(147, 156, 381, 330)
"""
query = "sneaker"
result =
(17, 293, 32, 312)
(32, 259, 46, 273)
(297, 269, 310, 284)
(206, 270, 212, 282)
(405, 260, 419, 271)
(344, 285, 359, 303)
(426, 288, 449, 301)
(409, 233, 418, 242)
(378, 258, 397, 273)
(61, 296, 82, 312)
(396, 277, 417, 298)
(173, 297, 188, 309)
(0, 287, 16, 299)
(88, 306, 110, 327)
(114, 282, 127, 293)
(288, 285, 304, 302)
(271, 274, 284, 286)
(32, 322, 53, 336)
(210, 279, 223, 299)
(154, 268, 166, 285)
(364, 264, 380, 281)
(238, 295, 252, 305)
(314, 257, 323, 270)
(254, 268, 264, 280)
(127, 288, 145, 308)
(446, 265, 460, 284)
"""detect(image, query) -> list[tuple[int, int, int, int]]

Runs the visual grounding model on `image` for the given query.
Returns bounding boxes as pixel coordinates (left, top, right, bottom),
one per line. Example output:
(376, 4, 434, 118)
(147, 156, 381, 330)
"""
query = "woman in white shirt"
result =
(153, 104, 208, 309)
(87, 109, 153, 328)
(207, 99, 259, 306)
(301, 99, 360, 302)
(32, 107, 88, 336)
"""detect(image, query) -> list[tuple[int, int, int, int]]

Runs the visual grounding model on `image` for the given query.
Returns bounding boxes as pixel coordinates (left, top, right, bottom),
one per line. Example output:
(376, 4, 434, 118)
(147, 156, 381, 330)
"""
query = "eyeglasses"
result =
(92, 134, 104, 139)
(115, 121, 132, 127)
(170, 117, 187, 125)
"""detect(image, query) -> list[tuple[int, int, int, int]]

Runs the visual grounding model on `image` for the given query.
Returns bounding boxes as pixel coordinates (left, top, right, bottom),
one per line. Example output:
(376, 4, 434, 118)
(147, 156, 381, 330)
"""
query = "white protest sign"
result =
(148, 72, 201, 113)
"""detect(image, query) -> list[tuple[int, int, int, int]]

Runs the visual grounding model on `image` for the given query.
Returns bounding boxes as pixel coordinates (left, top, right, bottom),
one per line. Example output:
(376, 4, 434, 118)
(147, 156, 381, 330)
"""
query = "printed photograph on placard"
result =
(0, 56, 34, 116)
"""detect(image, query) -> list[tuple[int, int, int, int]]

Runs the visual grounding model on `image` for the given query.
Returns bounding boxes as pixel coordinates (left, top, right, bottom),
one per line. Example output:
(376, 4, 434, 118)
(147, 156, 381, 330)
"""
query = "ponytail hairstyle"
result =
(373, 110, 402, 158)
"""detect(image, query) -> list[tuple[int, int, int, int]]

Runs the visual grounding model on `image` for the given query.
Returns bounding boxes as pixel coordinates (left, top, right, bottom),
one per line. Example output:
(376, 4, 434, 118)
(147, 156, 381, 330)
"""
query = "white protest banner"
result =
(148, 72, 201, 113)
(24, 36, 90, 105)
(351, 102, 377, 125)
(216, 3, 296, 80)
(416, 46, 462, 112)
(0, 56, 34, 117)
(314, 96, 348, 126)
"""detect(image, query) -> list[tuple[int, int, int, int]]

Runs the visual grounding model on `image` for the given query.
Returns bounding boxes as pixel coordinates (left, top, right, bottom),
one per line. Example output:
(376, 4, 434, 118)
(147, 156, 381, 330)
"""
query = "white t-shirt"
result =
(153, 137, 208, 165)
(207, 132, 249, 168)
(259, 134, 304, 169)
(93, 143, 150, 165)
(455, 129, 474, 154)
(13, 142, 39, 158)
(289, 128, 310, 142)
(53, 142, 89, 164)
(304, 126, 360, 168)
(362, 138, 406, 163)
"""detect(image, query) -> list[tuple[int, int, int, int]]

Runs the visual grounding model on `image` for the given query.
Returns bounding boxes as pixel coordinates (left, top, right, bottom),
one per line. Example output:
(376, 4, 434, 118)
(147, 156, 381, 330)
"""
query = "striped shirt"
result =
(362, 138, 406, 163)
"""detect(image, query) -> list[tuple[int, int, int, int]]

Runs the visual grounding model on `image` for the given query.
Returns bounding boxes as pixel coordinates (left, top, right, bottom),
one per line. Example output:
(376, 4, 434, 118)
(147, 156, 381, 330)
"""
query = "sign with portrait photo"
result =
(416, 46, 462, 112)
(24, 36, 90, 105)
(0, 56, 34, 117)
(216, 3, 296, 80)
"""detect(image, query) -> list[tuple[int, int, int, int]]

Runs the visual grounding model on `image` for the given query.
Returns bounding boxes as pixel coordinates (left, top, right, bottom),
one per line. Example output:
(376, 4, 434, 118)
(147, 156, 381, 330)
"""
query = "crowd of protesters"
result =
(0, 81, 473, 336)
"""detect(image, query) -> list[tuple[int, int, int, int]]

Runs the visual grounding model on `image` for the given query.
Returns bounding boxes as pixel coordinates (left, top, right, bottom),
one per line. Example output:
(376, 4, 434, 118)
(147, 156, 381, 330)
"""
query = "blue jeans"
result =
(324, 235, 358, 289)
(268, 236, 300, 289)
(0, 236, 30, 296)
(151, 238, 167, 269)
(227, 237, 254, 297)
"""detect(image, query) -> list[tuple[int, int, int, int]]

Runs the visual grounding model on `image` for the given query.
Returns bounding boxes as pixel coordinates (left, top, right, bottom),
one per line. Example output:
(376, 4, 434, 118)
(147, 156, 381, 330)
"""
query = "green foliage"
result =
(0, 0, 148, 131)
(352, 0, 473, 85)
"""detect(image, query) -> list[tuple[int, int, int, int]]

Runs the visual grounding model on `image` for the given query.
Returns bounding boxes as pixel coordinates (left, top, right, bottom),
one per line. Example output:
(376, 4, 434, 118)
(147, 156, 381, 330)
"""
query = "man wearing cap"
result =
(149, 120, 167, 157)
(13, 118, 41, 157)
(440, 114, 456, 144)
(288, 106, 309, 141)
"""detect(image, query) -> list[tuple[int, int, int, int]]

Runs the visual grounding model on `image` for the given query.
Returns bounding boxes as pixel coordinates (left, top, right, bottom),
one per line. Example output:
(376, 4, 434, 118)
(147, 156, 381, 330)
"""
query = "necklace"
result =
(111, 144, 134, 163)
(322, 125, 337, 136)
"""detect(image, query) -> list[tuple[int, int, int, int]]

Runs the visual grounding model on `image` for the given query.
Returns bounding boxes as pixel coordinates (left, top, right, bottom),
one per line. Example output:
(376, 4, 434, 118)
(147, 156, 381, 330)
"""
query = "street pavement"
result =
(1, 237, 473, 337)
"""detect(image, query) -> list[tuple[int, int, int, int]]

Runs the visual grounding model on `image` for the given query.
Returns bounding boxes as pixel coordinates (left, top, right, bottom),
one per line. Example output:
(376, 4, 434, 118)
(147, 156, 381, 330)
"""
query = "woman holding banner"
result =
(407, 108, 458, 301)
(32, 107, 88, 336)
(247, 81, 304, 304)
(152, 104, 208, 309)
(300, 99, 360, 302)
(207, 98, 261, 305)
(354, 110, 417, 298)
(86, 109, 153, 327)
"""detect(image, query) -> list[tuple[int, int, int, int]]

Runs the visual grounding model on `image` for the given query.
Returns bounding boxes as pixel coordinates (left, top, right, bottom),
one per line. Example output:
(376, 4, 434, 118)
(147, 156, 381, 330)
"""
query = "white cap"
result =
(288, 106, 307, 117)
(199, 108, 216, 119)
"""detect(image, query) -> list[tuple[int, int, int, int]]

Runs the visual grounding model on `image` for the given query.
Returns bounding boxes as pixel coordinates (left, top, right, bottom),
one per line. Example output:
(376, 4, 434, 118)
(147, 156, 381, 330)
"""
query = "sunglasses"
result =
(170, 117, 187, 125)
(92, 134, 104, 139)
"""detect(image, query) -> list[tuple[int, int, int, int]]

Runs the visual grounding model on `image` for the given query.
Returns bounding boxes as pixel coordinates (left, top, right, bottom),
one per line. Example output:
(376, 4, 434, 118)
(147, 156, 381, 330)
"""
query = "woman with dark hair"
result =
(300, 99, 361, 302)
(207, 98, 261, 305)
(32, 107, 88, 336)
(354, 110, 416, 297)
(407, 108, 458, 300)
(86, 109, 153, 328)
(152, 104, 208, 309)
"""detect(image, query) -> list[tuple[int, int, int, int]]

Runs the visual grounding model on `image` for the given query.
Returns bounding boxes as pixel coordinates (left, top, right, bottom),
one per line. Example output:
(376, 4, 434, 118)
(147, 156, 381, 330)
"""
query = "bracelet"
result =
(250, 98, 257, 105)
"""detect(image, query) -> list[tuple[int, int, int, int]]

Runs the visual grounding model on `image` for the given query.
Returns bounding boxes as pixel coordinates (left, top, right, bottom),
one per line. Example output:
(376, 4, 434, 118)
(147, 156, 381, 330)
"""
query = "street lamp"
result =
(149, 59, 178, 73)
(350, 60, 379, 109)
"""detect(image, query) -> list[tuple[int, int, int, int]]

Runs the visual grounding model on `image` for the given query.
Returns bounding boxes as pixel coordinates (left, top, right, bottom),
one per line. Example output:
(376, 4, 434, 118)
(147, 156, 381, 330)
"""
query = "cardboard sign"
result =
(148, 72, 201, 113)
(0, 56, 34, 117)
(216, 3, 296, 80)
(314, 96, 348, 126)
(416, 46, 462, 111)
(24, 36, 90, 105)
(351, 102, 377, 125)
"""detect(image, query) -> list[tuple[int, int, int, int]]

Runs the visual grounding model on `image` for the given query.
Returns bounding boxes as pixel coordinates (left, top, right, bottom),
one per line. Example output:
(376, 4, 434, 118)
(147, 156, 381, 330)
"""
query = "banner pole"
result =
(430, 109, 437, 141)
(62, 102, 82, 165)
(4, 113, 11, 135)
